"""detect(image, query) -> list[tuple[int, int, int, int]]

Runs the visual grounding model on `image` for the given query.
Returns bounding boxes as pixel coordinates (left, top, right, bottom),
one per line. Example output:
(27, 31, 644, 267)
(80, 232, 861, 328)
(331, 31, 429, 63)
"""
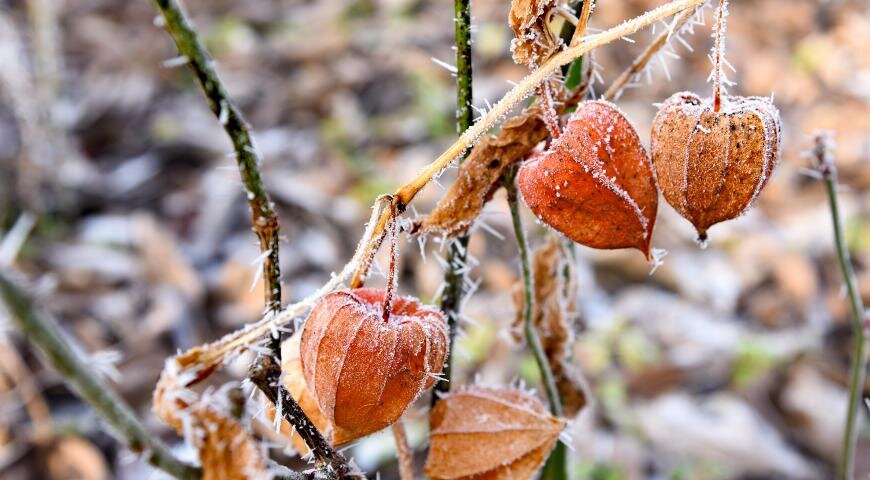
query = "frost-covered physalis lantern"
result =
(300, 288, 448, 443)
(518, 100, 659, 258)
(424, 386, 565, 479)
(651, 93, 780, 242)
(650, 0, 781, 242)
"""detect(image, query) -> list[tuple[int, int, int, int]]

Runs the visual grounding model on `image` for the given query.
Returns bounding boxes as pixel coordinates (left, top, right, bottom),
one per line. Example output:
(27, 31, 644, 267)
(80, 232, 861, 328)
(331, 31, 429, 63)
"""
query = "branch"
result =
(434, 0, 474, 399)
(150, 0, 334, 463)
(391, 421, 414, 480)
(248, 356, 360, 479)
(811, 133, 868, 480)
(0, 271, 202, 480)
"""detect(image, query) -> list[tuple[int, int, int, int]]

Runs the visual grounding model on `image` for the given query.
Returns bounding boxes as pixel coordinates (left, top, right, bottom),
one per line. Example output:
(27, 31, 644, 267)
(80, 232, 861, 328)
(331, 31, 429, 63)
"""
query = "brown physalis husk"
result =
(300, 288, 448, 444)
(519, 100, 659, 258)
(424, 386, 566, 479)
(651, 91, 781, 241)
(511, 237, 587, 417)
(509, 0, 560, 68)
(265, 333, 334, 452)
(153, 361, 269, 480)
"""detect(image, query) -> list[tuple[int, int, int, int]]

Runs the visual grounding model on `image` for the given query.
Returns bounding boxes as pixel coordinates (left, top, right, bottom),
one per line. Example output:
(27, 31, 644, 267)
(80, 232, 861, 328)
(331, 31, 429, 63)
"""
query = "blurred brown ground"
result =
(0, 0, 868, 479)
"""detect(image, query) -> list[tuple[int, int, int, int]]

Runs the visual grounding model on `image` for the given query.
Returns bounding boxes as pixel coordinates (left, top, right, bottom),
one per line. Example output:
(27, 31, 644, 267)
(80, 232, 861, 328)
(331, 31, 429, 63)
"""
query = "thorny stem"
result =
(434, 0, 474, 399)
(603, 6, 700, 101)
(249, 356, 359, 479)
(0, 272, 202, 480)
(813, 134, 868, 480)
(712, 0, 727, 112)
(150, 0, 330, 463)
(503, 167, 566, 478)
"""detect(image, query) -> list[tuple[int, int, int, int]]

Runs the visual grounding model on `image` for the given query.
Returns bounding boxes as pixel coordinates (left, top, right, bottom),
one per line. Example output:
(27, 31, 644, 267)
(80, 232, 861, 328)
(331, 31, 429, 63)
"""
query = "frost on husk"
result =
(300, 288, 448, 443)
(519, 100, 659, 258)
(424, 386, 565, 479)
(650, 91, 781, 240)
(508, 0, 560, 68)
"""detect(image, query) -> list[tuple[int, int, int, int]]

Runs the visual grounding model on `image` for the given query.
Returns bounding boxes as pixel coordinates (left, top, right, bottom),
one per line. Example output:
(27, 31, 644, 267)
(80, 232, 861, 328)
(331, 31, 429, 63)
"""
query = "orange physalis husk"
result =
(300, 288, 448, 444)
(424, 386, 566, 479)
(651, 91, 781, 241)
(519, 100, 659, 258)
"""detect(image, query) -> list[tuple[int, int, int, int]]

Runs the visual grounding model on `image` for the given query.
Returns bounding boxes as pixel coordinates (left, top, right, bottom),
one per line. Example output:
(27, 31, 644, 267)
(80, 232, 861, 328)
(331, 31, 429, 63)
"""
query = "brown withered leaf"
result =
(509, 0, 560, 68)
(300, 288, 448, 444)
(519, 100, 659, 258)
(651, 92, 781, 240)
(414, 104, 552, 237)
(153, 366, 269, 480)
(267, 333, 334, 453)
(511, 237, 587, 416)
(424, 386, 565, 479)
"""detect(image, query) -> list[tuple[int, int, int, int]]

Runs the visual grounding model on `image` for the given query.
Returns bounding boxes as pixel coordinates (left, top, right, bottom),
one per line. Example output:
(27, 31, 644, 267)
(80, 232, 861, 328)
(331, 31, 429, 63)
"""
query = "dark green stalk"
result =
(813, 134, 868, 480)
(0, 272, 202, 480)
(150, 0, 332, 463)
(503, 167, 567, 480)
(434, 0, 474, 399)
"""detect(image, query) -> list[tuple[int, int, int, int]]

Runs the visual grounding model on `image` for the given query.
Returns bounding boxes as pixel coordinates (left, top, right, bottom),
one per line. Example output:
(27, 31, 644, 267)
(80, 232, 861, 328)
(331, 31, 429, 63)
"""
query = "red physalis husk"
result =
(424, 386, 566, 479)
(519, 100, 659, 258)
(650, 91, 781, 241)
(300, 288, 448, 444)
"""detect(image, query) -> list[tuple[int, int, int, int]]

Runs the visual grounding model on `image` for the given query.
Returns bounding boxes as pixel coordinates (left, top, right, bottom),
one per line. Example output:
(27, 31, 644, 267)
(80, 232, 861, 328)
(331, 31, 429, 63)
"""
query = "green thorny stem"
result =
(0, 272, 202, 480)
(150, 0, 342, 473)
(435, 0, 474, 399)
(503, 166, 566, 480)
(813, 134, 868, 480)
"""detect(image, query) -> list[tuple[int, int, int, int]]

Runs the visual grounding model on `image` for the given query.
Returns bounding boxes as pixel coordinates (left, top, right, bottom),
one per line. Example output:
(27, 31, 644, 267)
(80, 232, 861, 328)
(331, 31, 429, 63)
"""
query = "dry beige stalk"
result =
(424, 386, 565, 479)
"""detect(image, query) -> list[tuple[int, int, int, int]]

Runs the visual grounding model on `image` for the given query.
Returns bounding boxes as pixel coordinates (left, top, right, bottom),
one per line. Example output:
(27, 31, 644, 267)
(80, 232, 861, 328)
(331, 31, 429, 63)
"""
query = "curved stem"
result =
(0, 272, 201, 480)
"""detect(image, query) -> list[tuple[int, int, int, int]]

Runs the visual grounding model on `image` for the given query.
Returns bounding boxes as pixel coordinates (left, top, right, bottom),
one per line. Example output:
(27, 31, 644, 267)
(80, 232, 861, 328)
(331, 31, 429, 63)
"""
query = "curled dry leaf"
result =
(414, 107, 552, 237)
(300, 288, 448, 443)
(511, 237, 587, 417)
(153, 363, 269, 480)
(267, 333, 333, 452)
(651, 92, 781, 241)
(519, 100, 659, 258)
(509, 0, 560, 68)
(424, 386, 565, 479)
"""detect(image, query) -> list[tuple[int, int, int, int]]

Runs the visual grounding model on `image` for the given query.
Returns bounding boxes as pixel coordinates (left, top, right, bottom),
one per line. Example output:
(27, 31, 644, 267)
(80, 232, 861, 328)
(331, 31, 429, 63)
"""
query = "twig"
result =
(434, 0, 474, 399)
(0, 271, 202, 480)
(711, 0, 727, 112)
(503, 167, 565, 480)
(150, 0, 337, 464)
(249, 355, 360, 479)
(151, 0, 282, 324)
(569, 0, 594, 48)
(603, 5, 699, 101)
(812, 133, 868, 480)
(347, 0, 704, 288)
(391, 421, 414, 480)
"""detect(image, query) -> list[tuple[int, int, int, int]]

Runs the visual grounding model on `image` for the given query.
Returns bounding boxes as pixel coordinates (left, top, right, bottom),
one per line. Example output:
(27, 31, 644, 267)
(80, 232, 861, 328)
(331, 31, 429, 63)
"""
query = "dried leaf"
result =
(519, 100, 659, 258)
(153, 364, 269, 480)
(651, 92, 781, 240)
(509, 0, 560, 68)
(300, 288, 449, 443)
(511, 237, 587, 417)
(424, 386, 565, 479)
(413, 106, 552, 237)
